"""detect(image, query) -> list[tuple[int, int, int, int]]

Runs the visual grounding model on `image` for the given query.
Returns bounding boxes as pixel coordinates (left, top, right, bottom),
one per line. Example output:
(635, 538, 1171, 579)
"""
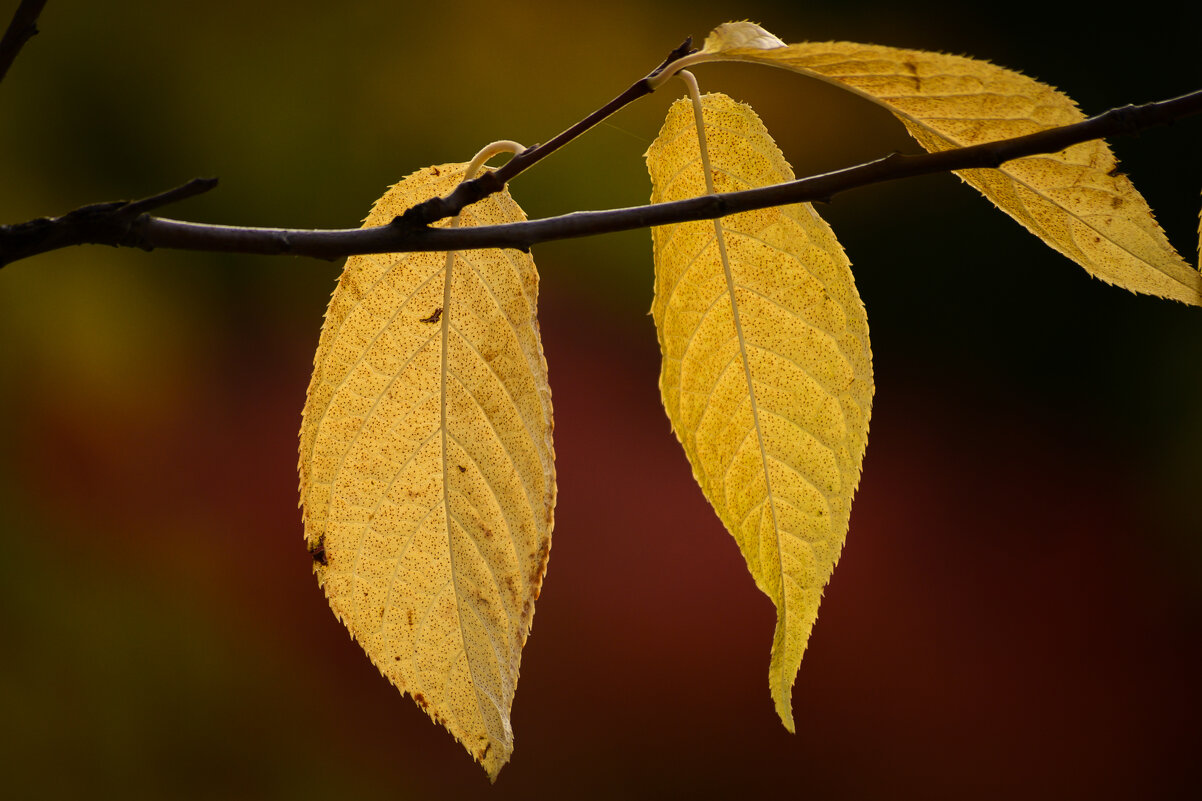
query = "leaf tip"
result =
(479, 740, 511, 782)
(775, 693, 797, 734)
(770, 645, 798, 734)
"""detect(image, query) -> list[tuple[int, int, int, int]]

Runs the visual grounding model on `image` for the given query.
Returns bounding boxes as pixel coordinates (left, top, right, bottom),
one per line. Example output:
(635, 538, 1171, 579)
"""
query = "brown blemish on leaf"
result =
(308, 537, 328, 566)
(340, 272, 366, 302)
(530, 541, 551, 598)
(430, 167, 441, 176)
(414, 692, 429, 709)
(457, 465, 466, 473)
(407, 609, 415, 627)
(419, 307, 443, 324)
(479, 742, 492, 761)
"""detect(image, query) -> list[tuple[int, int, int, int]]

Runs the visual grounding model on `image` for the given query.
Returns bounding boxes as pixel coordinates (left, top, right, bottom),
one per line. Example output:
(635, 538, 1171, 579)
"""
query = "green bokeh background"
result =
(2, 1, 1200, 798)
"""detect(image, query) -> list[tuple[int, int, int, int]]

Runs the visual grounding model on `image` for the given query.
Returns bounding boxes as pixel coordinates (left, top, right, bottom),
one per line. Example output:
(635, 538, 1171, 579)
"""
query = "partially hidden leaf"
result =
(646, 92, 873, 730)
(298, 164, 555, 779)
(692, 21, 1202, 305)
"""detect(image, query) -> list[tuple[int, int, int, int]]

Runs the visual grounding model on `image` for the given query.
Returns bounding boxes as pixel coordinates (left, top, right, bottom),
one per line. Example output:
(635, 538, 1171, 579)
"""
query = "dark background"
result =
(2, 1, 1200, 798)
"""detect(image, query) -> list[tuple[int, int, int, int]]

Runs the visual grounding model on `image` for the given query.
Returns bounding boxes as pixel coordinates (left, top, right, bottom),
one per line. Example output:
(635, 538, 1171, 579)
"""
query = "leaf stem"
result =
(465, 140, 526, 181)
(399, 38, 695, 226)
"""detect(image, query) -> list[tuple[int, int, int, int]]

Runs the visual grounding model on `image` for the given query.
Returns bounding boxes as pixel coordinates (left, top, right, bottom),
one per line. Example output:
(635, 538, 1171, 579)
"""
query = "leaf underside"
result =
(298, 164, 555, 779)
(698, 22, 1202, 305)
(646, 92, 874, 729)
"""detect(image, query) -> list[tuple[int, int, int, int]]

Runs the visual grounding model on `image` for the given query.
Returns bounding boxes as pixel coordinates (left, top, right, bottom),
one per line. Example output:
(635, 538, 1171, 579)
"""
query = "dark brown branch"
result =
(2, 89, 1200, 267)
(0, 0, 48, 84)
(0, 178, 216, 264)
(400, 37, 694, 227)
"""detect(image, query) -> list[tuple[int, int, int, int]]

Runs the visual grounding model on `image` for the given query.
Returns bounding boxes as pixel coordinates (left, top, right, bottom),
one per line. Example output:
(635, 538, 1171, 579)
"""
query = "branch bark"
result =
(400, 36, 694, 227)
(0, 0, 48, 84)
(2, 88, 1200, 268)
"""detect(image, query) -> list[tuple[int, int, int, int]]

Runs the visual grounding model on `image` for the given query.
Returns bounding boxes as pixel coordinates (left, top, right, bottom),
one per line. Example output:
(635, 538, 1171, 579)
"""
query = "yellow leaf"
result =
(691, 22, 1202, 305)
(298, 163, 555, 779)
(646, 92, 873, 730)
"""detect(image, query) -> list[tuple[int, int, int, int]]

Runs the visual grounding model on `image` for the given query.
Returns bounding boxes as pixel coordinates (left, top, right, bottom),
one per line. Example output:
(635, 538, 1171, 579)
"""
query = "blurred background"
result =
(2, 1, 1200, 798)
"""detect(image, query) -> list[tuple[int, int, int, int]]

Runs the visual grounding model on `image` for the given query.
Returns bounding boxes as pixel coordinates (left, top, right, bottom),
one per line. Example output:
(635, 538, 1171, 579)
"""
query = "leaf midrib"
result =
(437, 245, 496, 749)
(683, 89, 790, 645)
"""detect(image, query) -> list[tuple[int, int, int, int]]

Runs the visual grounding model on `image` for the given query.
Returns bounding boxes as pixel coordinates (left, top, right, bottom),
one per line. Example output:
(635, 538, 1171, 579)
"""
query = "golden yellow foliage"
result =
(689, 22, 1202, 305)
(298, 163, 555, 779)
(646, 92, 873, 730)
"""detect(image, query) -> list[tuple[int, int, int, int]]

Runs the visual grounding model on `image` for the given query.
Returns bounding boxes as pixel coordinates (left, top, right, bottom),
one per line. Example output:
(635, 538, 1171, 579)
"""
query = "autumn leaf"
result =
(646, 91, 873, 730)
(684, 22, 1202, 305)
(298, 163, 555, 779)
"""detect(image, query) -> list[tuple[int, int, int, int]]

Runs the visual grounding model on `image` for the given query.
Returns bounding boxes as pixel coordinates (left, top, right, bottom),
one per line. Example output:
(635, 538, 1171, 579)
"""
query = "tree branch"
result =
(0, 0, 48, 84)
(2, 88, 1200, 268)
(400, 36, 695, 227)
(0, 178, 217, 264)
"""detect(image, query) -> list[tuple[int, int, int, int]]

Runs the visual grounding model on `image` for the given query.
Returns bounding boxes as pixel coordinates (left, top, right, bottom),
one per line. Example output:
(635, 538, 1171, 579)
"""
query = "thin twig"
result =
(0, 0, 48, 84)
(2, 89, 1200, 267)
(401, 37, 695, 227)
(0, 178, 217, 264)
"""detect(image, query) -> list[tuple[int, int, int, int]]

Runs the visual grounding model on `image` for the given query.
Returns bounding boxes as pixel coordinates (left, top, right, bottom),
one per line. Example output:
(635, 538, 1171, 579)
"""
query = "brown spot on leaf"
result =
(407, 609, 414, 626)
(419, 307, 443, 324)
(457, 465, 466, 473)
(414, 692, 429, 709)
(530, 540, 551, 597)
(430, 167, 441, 176)
(308, 537, 327, 566)
(479, 742, 492, 761)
